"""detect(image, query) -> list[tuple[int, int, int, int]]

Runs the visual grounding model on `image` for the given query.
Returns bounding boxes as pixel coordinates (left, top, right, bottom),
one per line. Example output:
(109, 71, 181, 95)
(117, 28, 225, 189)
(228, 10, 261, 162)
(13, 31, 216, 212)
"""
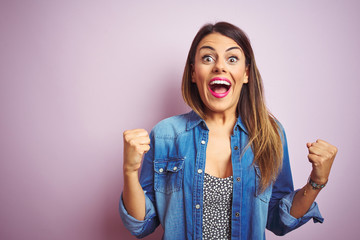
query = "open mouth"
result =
(208, 78, 231, 98)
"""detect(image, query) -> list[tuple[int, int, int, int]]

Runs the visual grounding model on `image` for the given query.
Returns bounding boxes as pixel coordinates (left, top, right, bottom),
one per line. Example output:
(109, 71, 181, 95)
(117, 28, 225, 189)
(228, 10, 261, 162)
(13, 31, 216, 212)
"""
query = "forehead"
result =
(197, 32, 241, 51)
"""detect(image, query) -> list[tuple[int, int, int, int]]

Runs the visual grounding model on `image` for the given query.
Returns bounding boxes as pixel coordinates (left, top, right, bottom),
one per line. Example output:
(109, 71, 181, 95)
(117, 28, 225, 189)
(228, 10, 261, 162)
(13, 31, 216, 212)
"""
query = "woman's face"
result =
(192, 32, 248, 116)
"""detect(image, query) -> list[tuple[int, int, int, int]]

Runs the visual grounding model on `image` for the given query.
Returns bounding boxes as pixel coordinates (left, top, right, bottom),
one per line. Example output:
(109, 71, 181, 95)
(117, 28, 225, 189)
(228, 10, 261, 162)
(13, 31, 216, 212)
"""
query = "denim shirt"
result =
(119, 111, 324, 239)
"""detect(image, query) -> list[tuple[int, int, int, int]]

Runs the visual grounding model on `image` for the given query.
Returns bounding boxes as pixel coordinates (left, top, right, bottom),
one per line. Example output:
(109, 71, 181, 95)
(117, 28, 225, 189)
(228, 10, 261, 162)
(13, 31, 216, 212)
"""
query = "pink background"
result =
(1, 0, 359, 239)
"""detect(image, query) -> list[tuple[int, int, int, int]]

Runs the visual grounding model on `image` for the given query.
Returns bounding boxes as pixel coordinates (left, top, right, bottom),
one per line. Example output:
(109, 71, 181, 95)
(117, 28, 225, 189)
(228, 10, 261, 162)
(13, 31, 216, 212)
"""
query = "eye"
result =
(228, 56, 238, 64)
(202, 55, 214, 63)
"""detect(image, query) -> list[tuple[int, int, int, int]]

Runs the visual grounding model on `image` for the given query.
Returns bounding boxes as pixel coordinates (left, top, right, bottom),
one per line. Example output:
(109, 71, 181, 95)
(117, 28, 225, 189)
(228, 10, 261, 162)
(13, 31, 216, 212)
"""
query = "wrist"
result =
(123, 167, 139, 177)
(308, 176, 328, 190)
(310, 172, 328, 185)
(123, 162, 141, 175)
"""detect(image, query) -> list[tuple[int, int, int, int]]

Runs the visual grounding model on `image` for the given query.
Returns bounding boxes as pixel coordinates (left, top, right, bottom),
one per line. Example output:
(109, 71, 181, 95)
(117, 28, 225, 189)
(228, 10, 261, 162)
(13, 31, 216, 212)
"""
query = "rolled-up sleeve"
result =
(266, 125, 324, 236)
(278, 190, 323, 228)
(119, 191, 159, 238)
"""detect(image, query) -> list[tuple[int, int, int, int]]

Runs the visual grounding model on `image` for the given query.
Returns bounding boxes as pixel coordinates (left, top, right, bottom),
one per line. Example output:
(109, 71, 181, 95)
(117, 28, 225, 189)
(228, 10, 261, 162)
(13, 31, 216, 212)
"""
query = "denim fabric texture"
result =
(119, 111, 324, 239)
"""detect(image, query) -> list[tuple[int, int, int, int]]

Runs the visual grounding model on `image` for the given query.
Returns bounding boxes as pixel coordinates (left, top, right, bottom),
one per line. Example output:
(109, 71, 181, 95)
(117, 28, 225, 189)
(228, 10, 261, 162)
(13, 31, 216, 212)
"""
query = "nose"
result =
(212, 59, 227, 73)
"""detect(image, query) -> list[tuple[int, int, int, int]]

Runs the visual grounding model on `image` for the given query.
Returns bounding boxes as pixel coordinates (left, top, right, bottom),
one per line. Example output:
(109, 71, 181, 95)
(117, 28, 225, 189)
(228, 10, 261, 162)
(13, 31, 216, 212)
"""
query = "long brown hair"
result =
(182, 22, 283, 192)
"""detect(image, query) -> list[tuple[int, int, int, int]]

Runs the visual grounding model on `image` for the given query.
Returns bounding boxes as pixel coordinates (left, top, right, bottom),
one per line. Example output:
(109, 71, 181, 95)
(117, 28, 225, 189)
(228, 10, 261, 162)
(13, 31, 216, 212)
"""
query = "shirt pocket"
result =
(254, 165, 272, 203)
(154, 157, 185, 194)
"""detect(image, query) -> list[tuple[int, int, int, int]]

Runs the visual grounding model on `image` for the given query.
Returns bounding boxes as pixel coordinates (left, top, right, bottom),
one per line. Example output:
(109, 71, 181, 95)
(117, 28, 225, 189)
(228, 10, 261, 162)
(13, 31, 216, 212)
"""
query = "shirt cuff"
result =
(119, 191, 157, 236)
(278, 189, 324, 229)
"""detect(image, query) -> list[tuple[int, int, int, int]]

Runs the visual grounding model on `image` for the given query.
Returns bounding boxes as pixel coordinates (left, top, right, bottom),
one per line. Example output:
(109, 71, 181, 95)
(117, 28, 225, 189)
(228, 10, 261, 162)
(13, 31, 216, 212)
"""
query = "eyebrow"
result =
(199, 46, 242, 52)
(226, 46, 242, 52)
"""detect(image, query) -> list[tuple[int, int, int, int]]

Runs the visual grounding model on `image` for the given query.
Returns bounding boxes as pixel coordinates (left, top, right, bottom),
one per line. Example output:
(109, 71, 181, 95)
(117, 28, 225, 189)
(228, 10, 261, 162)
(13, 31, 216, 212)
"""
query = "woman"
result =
(119, 22, 337, 239)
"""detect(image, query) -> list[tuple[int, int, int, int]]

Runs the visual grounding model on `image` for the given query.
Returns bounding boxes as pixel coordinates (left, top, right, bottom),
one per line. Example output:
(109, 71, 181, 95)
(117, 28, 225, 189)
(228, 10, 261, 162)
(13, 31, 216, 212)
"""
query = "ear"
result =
(243, 66, 249, 84)
(191, 64, 196, 83)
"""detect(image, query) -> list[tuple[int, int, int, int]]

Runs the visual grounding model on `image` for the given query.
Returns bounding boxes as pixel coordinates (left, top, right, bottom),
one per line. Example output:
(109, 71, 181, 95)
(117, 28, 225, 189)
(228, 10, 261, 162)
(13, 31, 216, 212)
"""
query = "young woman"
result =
(119, 22, 337, 239)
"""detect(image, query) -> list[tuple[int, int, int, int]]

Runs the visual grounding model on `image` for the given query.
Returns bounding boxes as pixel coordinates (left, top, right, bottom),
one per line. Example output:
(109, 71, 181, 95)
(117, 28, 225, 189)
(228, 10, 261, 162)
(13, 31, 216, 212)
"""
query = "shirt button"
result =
(234, 146, 239, 150)
(235, 212, 240, 217)
(201, 140, 206, 145)
(236, 177, 241, 182)
(197, 169, 203, 174)
(159, 168, 164, 173)
(195, 204, 200, 209)
(173, 166, 178, 171)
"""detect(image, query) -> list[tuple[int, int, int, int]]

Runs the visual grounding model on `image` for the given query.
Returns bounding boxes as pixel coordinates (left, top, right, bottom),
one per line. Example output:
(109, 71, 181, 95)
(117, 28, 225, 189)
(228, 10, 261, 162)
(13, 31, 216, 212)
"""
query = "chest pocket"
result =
(154, 158, 185, 194)
(254, 165, 273, 203)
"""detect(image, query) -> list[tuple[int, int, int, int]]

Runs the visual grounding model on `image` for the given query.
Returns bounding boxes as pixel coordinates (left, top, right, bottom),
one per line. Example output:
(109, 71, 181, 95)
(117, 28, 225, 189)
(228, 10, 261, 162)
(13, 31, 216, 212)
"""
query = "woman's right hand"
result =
(123, 129, 151, 174)
(122, 129, 149, 221)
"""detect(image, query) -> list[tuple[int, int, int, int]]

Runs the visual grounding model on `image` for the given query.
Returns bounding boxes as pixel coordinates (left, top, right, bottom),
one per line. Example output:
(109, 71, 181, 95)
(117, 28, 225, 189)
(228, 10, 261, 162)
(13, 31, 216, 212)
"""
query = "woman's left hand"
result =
(307, 139, 338, 185)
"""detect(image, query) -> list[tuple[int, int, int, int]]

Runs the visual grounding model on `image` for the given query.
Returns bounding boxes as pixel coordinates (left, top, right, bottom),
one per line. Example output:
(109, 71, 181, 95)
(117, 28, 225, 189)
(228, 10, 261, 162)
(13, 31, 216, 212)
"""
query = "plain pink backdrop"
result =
(1, 0, 359, 239)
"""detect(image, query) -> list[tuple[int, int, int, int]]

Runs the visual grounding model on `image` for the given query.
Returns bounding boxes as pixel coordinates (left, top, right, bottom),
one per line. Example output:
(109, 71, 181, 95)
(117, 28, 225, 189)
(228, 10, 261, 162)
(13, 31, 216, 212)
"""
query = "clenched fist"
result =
(307, 139, 337, 185)
(123, 129, 150, 174)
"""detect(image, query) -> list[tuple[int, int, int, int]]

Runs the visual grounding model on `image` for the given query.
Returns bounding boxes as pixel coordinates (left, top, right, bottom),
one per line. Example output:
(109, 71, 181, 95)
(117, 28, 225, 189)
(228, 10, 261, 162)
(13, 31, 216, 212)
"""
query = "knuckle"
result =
(123, 131, 128, 138)
(333, 146, 338, 154)
(129, 139, 136, 146)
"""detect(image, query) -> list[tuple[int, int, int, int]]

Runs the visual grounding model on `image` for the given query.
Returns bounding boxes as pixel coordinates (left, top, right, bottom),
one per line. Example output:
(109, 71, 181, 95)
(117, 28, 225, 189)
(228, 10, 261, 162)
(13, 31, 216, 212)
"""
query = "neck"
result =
(204, 110, 237, 135)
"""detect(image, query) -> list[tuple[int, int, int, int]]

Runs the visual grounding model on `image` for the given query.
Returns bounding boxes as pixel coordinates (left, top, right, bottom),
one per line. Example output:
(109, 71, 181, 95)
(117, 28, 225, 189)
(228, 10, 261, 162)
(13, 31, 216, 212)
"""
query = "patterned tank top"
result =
(202, 172, 233, 239)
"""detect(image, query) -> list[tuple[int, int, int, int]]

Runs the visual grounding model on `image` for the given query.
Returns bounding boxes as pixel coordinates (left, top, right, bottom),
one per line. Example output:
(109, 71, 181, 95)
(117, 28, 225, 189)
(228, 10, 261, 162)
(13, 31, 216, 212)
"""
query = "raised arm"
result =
(122, 129, 150, 220)
(290, 139, 337, 218)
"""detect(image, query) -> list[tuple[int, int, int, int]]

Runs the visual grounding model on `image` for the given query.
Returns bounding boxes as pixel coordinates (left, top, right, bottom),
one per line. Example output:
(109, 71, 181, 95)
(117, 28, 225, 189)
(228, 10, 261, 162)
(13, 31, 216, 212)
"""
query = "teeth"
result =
(210, 80, 231, 86)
